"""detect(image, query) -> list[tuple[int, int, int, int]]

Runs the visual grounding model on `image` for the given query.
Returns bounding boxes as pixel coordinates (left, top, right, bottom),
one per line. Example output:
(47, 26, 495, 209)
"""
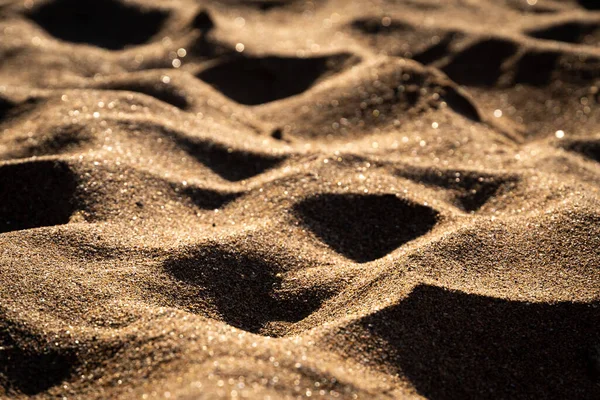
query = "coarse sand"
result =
(1, 0, 600, 398)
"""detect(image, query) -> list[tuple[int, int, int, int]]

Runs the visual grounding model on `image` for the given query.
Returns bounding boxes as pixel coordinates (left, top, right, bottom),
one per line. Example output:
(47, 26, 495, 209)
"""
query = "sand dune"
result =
(0, 0, 599, 398)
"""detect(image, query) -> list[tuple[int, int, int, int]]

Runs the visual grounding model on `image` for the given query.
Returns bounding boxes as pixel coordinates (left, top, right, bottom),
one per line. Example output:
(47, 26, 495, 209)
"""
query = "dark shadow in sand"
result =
(528, 21, 600, 45)
(578, 0, 600, 10)
(294, 194, 438, 262)
(396, 168, 515, 212)
(0, 160, 79, 233)
(179, 186, 241, 210)
(99, 83, 190, 110)
(359, 285, 600, 400)
(27, 0, 168, 50)
(563, 139, 600, 163)
(413, 34, 456, 65)
(0, 317, 77, 395)
(442, 38, 518, 87)
(0, 96, 15, 123)
(164, 247, 329, 335)
(441, 86, 482, 122)
(175, 137, 285, 181)
(192, 9, 214, 32)
(196, 54, 353, 105)
(514, 50, 560, 87)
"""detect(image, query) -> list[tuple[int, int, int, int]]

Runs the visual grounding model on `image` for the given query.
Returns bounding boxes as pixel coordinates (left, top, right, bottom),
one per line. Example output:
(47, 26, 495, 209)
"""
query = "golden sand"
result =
(1, 0, 599, 398)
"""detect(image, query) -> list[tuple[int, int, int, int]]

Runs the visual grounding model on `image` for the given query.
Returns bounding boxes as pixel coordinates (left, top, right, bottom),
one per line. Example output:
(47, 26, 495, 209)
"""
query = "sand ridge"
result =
(0, 0, 599, 398)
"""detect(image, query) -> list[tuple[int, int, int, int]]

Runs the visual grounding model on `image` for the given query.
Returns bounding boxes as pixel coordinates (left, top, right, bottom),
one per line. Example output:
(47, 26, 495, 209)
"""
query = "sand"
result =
(0, 0, 599, 398)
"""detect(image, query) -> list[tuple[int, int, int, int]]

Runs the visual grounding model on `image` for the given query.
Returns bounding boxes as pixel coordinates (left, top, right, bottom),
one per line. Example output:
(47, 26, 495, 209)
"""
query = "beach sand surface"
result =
(1, 0, 600, 398)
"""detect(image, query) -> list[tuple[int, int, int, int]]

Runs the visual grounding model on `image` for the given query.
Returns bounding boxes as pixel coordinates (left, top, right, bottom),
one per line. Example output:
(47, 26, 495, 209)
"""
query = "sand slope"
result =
(0, 0, 599, 398)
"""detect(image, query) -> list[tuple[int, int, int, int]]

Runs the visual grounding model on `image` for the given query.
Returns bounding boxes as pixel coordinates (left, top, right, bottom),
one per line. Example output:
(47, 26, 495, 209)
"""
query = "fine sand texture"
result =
(1, 0, 600, 398)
